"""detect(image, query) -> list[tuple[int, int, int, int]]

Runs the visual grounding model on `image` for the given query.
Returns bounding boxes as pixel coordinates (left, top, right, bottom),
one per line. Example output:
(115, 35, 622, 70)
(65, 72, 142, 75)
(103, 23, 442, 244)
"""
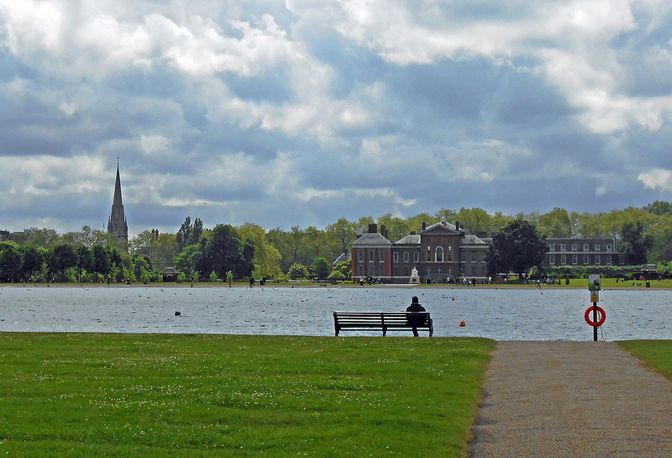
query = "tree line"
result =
(1, 201, 671, 283)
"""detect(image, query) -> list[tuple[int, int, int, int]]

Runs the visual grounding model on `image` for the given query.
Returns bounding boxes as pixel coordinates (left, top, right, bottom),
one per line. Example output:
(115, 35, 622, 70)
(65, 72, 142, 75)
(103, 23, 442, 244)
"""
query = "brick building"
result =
(543, 237, 621, 267)
(352, 220, 489, 283)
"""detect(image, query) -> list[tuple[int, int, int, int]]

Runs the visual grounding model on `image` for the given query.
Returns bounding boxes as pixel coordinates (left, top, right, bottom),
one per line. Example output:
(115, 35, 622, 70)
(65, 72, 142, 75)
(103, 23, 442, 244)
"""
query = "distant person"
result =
(406, 296, 427, 337)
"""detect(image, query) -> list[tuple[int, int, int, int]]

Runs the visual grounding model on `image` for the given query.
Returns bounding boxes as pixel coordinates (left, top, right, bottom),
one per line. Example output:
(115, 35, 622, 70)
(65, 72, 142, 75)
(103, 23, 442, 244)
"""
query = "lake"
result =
(0, 286, 670, 340)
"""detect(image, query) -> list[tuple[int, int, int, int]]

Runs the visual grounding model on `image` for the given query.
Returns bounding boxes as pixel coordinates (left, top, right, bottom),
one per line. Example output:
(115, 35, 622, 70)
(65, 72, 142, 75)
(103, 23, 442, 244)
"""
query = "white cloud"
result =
(638, 168, 672, 192)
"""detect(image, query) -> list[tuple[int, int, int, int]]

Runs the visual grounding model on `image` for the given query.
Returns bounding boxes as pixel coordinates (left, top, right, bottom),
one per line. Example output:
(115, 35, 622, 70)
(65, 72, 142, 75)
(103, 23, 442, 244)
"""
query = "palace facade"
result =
(351, 220, 489, 283)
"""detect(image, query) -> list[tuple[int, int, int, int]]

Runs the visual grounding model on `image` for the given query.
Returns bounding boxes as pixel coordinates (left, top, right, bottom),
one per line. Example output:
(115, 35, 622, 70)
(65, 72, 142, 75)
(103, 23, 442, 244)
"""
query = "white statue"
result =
(410, 267, 420, 284)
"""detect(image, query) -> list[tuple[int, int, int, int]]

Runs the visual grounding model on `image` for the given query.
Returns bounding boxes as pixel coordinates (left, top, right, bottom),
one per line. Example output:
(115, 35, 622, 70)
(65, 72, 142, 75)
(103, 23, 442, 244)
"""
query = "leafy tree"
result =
(326, 218, 357, 257)
(333, 260, 352, 278)
(327, 270, 346, 280)
(238, 223, 282, 279)
(49, 244, 78, 281)
(76, 245, 93, 281)
(536, 208, 572, 237)
(132, 256, 153, 283)
(456, 207, 493, 235)
(203, 224, 241, 280)
(644, 200, 672, 216)
(20, 246, 44, 281)
(288, 262, 310, 280)
(620, 221, 653, 265)
(174, 244, 201, 278)
(646, 214, 672, 262)
(92, 244, 111, 279)
(311, 257, 331, 279)
(487, 220, 547, 277)
(237, 239, 255, 279)
(0, 241, 22, 282)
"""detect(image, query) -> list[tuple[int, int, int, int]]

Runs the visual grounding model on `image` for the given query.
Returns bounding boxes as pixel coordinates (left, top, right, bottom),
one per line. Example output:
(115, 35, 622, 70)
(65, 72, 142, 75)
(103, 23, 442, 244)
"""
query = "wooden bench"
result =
(333, 312, 433, 336)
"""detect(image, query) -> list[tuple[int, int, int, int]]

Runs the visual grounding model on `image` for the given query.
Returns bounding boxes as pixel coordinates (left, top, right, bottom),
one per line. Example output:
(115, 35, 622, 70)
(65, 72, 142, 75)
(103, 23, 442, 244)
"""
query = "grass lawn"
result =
(618, 340, 672, 381)
(0, 334, 494, 456)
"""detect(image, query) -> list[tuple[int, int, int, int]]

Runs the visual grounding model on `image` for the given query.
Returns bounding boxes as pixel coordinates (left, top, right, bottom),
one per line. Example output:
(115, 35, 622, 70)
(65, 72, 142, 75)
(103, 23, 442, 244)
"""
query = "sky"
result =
(1, 0, 672, 236)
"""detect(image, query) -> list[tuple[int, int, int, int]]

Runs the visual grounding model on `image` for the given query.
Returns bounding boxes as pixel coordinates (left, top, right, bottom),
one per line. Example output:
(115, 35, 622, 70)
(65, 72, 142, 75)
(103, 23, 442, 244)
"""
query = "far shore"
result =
(2, 281, 671, 290)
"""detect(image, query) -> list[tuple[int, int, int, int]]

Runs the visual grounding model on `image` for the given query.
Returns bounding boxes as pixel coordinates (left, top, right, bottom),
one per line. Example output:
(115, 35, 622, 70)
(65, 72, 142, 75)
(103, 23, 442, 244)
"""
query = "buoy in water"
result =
(175, 311, 181, 316)
(459, 320, 466, 327)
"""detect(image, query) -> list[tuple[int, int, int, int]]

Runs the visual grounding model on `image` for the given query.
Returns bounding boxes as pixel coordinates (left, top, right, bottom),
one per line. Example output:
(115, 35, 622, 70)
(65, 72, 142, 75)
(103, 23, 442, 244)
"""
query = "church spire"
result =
(107, 159, 128, 244)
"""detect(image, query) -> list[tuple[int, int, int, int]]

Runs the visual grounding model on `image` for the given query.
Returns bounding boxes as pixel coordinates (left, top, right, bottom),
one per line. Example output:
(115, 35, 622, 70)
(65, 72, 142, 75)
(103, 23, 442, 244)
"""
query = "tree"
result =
(20, 246, 44, 281)
(204, 224, 241, 280)
(311, 257, 331, 279)
(0, 241, 22, 282)
(620, 221, 653, 265)
(49, 244, 78, 281)
(644, 200, 672, 216)
(536, 208, 572, 237)
(76, 245, 93, 282)
(92, 244, 111, 279)
(288, 262, 310, 280)
(237, 223, 282, 279)
(174, 244, 201, 278)
(237, 239, 255, 279)
(487, 220, 547, 277)
(326, 218, 357, 257)
(646, 214, 672, 262)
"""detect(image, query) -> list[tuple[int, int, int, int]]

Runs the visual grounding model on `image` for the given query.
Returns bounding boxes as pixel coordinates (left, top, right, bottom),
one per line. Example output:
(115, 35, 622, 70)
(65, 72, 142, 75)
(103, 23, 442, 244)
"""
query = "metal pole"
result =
(593, 301, 598, 342)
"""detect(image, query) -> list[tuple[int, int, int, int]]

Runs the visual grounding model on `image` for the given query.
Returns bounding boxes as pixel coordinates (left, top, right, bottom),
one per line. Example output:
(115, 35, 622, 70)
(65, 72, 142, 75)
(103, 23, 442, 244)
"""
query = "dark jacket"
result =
(406, 302, 427, 326)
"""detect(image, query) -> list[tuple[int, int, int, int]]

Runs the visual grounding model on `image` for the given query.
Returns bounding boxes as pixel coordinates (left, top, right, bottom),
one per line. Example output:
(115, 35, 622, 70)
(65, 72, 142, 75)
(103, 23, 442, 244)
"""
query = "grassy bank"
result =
(0, 333, 494, 456)
(618, 341, 672, 380)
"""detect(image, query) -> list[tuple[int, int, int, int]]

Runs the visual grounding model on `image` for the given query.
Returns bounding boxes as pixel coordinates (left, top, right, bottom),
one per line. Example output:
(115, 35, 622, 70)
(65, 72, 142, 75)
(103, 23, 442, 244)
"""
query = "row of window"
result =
(549, 254, 612, 265)
(549, 243, 613, 252)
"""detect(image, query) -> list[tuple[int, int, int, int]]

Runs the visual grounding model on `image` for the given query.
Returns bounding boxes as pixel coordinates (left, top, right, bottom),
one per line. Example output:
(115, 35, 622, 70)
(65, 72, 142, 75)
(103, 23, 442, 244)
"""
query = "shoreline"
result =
(1, 282, 671, 290)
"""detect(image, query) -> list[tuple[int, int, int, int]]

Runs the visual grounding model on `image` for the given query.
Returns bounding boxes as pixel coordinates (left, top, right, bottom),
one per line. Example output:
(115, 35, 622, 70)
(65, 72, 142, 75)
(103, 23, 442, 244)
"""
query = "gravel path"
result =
(470, 342, 672, 457)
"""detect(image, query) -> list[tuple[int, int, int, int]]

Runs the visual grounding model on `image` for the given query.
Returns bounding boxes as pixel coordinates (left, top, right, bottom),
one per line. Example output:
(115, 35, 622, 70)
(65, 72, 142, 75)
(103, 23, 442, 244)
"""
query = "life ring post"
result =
(592, 302, 598, 342)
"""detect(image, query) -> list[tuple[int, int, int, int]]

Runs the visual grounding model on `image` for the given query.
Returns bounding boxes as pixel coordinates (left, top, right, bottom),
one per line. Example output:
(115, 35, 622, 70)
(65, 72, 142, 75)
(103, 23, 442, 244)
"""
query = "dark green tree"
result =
(76, 245, 93, 281)
(311, 256, 331, 279)
(487, 220, 547, 277)
(20, 246, 44, 281)
(204, 224, 241, 280)
(644, 200, 672, 216)
(48, 244, 78, 281)
(237, 239, 255, 279)
(620, 221, 653, 265)
(92, 244, 111, 279)
(0, 241, 22, 282)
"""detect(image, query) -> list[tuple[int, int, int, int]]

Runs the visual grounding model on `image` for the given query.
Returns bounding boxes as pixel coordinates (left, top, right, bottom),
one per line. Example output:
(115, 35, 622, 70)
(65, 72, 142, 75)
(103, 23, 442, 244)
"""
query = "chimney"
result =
(455, 221, 460, 232)
(421, 222, 427, 230)
(380, 224, 389, 240)
(368, 223, 377, 234)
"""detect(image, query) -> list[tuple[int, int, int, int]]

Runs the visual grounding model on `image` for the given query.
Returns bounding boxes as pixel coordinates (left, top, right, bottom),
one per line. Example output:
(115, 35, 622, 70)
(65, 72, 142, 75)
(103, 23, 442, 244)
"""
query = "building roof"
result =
(332, 252, 351, 265)
(352, 232, 392, 247)
(461, 234, 487, 245)
(422, 220, 461, 234)
(395, 234, 421, 245)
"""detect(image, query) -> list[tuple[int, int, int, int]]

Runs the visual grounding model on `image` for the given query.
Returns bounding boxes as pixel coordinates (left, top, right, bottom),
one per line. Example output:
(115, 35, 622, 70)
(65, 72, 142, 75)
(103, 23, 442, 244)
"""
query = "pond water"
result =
(0, 286, 670, 341)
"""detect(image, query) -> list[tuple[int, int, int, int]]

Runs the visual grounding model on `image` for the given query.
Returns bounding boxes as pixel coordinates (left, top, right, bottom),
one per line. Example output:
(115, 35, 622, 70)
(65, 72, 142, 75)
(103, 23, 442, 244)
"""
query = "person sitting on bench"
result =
(406, 296, 427, 337)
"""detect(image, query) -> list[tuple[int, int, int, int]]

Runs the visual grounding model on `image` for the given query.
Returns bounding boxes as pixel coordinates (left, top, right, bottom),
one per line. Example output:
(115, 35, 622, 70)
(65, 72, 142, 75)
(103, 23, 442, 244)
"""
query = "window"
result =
(369, 251, 374, 262)
(606, 244, 612, 251)
(595, 255, 600, 265)
(435, 246, 444, 262)
(560, 244, 566, 251)
(549, 244, 555, 251)
(426, 246, 431, 261)
(572, 254, 578, 264)
(584, 254, 590, 264)
(561, 254, 566, 264)
(378, 251, 385, 263)
(357, 251, 363, 262)
(606, 254, 612, 265)
(549, 255, 555, 265)
(403, 252, 409, 263)
(595, 243, 601, 251)
(393, 252, 398, 263)
(583, 243, 589, 251)
(572, 243, 577, 251)
(414, 252, 419, 263)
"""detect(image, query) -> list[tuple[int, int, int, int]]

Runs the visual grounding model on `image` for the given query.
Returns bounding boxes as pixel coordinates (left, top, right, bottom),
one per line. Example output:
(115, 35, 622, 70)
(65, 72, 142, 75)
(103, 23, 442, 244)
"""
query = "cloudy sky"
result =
(1, 1, 672, 235)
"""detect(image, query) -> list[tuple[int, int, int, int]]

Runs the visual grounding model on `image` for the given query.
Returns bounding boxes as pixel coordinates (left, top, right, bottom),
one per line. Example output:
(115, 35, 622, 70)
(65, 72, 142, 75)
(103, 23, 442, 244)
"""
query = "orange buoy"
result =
(459, 320, 466, 327)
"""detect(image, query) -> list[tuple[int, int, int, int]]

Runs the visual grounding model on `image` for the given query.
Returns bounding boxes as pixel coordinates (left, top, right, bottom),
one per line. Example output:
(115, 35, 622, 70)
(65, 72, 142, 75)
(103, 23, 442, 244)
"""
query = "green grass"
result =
(618, 340, 672, 381)
(0, 334, 494, 456)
